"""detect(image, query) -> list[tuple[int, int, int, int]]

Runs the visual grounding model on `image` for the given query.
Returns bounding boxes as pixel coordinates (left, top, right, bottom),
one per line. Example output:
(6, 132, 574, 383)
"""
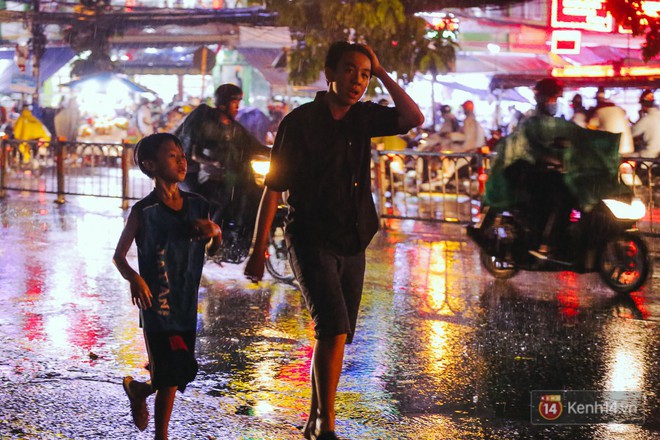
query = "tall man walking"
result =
(244, 41, 423, 440)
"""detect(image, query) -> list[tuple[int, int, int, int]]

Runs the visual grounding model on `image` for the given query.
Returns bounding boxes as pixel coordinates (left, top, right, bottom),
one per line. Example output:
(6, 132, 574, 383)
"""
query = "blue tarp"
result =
(0, 47, 75, 93)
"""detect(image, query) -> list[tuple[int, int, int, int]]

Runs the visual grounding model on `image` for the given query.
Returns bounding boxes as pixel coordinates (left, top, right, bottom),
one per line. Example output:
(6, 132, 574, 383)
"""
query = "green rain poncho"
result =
(483, 115, 627, 210)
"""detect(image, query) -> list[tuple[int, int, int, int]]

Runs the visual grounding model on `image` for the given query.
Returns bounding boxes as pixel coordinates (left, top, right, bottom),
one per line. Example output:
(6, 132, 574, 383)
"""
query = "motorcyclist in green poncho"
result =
(484, 78, 624, 259)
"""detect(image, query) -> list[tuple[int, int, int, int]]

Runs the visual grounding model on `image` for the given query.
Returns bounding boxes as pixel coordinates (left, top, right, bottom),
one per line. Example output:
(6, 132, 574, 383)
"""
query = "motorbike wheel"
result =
(265, 223, 296, 285)
(598, 233, 649, 293)
(479, 250, 519, 279)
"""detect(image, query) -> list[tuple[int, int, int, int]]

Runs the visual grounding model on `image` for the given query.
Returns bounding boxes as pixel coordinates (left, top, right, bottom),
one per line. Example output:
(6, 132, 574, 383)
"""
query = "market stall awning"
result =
(119, 47, 197, 75)
(62, 72, 154, 94)
(435, 79, 530, 102)
(489, 73, 660, 90)
(455, 51, 564, 74)
(489, 42, 660, 90)
(0, 47, 75, 93)
(560, 46, 641, 66)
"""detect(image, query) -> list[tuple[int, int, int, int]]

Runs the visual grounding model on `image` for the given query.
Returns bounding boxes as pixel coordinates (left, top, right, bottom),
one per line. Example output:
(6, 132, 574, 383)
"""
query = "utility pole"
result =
(30, 0, 46, 109)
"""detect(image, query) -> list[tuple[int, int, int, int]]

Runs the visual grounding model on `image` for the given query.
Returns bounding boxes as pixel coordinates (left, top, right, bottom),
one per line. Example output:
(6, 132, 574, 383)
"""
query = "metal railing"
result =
(372, 149, 487, 225)
(2, 140, 659, 234)
(372, 149, 660, 234)
(0, 138, 152, 208)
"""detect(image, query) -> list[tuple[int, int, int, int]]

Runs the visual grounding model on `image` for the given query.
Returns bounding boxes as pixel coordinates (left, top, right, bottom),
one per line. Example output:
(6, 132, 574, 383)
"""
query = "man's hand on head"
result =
(359, 44, 384, 78)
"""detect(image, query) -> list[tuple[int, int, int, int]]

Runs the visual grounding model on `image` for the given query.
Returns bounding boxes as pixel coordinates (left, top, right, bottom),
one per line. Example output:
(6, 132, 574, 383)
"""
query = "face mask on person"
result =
(545, 102, 558, 116)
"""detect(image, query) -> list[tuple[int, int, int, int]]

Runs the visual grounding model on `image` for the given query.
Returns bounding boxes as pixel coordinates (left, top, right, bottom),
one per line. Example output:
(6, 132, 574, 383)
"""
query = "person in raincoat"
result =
(13, 106, 51, 164)
(484, 78, 622, 258)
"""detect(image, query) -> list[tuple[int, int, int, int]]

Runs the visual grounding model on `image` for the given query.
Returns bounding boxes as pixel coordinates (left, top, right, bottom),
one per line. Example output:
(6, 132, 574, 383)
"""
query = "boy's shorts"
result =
(145, 331, 198, 392)
(287, 238, 366, 344)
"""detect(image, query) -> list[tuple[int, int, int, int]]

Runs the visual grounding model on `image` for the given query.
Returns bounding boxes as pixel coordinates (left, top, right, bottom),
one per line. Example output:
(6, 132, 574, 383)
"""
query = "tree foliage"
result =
(266, 0, 457, 86)
(605, 0, 660, 61)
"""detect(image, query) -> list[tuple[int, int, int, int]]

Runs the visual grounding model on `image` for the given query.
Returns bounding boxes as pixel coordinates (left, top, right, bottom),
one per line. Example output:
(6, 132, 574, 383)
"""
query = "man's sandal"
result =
(122, 376, 149, 431)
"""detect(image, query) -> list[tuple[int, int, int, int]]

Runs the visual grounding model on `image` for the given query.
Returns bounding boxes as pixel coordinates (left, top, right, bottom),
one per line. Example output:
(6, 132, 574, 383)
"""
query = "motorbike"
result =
(207, 154, 295, 284)
(416, 131, 486, 195)
(468, 188, 649, 294)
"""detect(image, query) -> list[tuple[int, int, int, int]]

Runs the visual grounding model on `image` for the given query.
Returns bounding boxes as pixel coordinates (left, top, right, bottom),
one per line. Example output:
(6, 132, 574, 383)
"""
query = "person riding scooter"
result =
(175, 84, 270, 261)
(486, 78, 576, 259)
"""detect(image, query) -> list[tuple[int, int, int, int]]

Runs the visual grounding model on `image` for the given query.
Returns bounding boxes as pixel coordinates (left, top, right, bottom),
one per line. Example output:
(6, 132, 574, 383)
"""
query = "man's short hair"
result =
(134, 132, 183, 178)
(325, 41, 373, 74)
(214, 83, 243, 108)
(534, 78, 564, 99)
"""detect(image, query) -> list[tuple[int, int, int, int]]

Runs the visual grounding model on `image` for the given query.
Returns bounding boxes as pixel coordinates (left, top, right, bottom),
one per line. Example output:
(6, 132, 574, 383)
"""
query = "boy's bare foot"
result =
(122, 376, 149, 431)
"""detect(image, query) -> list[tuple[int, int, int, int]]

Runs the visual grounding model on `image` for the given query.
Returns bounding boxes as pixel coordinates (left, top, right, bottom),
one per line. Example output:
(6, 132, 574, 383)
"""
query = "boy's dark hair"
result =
(325, 41, 373, 74)
(134, 132, 183, 178)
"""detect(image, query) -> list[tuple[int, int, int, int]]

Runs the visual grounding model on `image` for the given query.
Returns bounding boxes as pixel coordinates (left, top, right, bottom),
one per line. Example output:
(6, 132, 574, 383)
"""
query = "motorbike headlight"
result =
(603, 198, 646, 220)
(250, 160, 270, 177)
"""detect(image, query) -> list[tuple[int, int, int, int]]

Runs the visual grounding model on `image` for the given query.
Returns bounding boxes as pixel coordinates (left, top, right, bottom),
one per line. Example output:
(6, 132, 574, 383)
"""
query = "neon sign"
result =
(552, 65, 660, 77)
(551, 30, 582, 54)
(551, 0, 613, 32)
(552, 0, 660, 33)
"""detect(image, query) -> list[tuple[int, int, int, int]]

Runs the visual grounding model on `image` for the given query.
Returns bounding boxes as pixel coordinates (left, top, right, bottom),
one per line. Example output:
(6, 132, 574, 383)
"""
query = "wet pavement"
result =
(0, 190, 658, 440)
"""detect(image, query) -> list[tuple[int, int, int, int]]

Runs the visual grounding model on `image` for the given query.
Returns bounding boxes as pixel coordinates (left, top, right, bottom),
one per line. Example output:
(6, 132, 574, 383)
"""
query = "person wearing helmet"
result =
(173, 83, 270, 226)
(486, 77, 576, 259)
(632, 89, 660, 157)
(460, 100, 485, 152)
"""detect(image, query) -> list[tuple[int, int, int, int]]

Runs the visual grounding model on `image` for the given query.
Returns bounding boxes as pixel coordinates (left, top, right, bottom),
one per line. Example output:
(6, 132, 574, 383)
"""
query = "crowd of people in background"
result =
(409, 85, 660, 163)
(3, 80, 660, 173)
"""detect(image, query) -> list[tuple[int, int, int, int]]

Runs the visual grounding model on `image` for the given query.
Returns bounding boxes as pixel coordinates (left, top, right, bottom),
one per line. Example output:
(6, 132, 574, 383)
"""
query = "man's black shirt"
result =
(266, 92, 403, 255)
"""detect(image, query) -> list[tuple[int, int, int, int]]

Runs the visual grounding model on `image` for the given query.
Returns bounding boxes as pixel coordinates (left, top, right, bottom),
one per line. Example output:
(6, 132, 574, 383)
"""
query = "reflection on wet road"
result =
(0, 193, 658, 439)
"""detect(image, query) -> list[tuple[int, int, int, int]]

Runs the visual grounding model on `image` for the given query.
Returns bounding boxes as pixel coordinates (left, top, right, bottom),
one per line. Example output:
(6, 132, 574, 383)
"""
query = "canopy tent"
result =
(61, 72, 155, 94)
(435, 79, 530, 103)
(236, 47, 326, 96)
(118, 46, 197, 75)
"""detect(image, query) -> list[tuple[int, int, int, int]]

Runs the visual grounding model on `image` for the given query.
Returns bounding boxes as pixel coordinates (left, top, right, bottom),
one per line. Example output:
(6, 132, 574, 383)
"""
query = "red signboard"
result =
(552, 0, 660, 33)
(551, 30, 581, 54)
(551, 0, 613, 32)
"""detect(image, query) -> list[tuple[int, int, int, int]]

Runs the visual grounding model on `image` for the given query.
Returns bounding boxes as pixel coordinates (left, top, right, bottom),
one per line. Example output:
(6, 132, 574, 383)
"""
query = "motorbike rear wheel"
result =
(479, 250, 519, 279)
(265, 222, 296, 284)
(599, 233, 649, 293)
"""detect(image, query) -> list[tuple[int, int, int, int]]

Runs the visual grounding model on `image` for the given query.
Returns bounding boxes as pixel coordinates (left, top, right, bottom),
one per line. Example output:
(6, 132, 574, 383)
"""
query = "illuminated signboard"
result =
(551, 30, 581, 54)
(551, 0, 613, 32)
(552, 0, 660, 33)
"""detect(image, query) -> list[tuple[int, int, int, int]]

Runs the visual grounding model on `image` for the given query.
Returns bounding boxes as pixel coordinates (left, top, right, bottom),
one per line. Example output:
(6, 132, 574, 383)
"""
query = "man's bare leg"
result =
(313, 334, 347, 436)
(303, 366, 319, 440)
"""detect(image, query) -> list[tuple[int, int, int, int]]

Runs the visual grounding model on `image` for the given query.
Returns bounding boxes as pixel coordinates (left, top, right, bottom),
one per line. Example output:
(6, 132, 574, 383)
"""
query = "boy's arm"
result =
(191, 218, 222, 256)
(363, 45, 424, 132)
(112, 210, 152, 309)
(244, 188, 281, 282)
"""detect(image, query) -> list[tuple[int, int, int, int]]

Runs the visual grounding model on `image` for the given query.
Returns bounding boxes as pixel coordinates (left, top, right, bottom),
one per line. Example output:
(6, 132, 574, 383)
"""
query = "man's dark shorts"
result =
(145, 331, 198, 392)
(287, 236, 366, 344)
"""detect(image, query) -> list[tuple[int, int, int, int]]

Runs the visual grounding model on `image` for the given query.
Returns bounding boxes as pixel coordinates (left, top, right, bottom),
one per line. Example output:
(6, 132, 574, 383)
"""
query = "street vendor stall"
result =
(61, 72, 155, 144)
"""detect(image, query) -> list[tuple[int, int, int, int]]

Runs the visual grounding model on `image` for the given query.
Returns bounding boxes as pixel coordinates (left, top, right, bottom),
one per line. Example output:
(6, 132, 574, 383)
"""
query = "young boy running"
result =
(113, 132, 221, 439)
